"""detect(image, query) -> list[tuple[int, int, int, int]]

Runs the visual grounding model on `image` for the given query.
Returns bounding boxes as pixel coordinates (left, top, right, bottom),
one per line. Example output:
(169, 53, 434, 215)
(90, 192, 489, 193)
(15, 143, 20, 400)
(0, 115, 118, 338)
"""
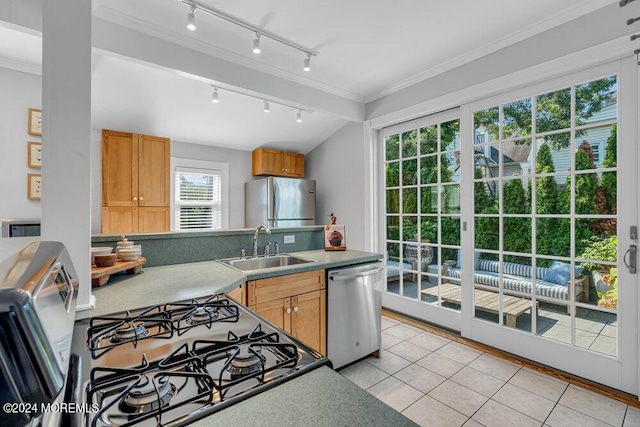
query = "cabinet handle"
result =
(293, 306, 299, 313)
(281, 168, 285, 172)
(284, 169, 288, 172)
(139, 197, 144, 201)
(133, 197, 138, 201)
(286, 308, 292, 314)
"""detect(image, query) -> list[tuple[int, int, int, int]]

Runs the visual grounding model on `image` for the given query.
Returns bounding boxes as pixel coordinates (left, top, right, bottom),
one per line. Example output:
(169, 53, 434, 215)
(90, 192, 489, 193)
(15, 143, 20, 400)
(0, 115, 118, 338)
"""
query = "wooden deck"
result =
(421, 283, 534, 327)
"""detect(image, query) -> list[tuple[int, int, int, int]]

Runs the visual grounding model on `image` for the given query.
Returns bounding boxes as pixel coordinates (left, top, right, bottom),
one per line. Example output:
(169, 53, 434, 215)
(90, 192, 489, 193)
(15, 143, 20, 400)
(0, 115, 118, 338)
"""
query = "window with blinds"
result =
(174, 167, 223, 230)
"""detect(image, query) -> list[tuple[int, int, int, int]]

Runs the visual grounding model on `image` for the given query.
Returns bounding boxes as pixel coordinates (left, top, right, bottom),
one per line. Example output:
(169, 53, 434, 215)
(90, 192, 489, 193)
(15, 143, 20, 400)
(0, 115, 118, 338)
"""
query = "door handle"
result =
(624, 244, 637, 274)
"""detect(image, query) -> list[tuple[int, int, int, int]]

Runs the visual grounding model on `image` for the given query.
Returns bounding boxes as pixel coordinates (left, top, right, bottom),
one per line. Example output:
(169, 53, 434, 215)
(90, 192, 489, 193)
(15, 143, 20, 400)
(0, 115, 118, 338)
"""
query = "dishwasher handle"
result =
(330, 266, 385, 282)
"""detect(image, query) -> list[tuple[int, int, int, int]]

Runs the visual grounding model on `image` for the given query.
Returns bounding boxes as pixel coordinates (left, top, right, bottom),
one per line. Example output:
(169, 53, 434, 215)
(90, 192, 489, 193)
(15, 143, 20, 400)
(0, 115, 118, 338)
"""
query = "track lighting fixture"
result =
(212, 86, 219, 103)
(253, 33, 261, 54)
(186, 4, 196, 31)
(180, 1, 318, 71)
(303, 54, 311, 72)
(209, 84, 308, 120)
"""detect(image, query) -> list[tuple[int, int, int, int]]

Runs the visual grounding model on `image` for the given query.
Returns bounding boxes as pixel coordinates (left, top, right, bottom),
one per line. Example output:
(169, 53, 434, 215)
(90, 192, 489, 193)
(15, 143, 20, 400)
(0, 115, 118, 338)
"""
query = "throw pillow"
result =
(456, 250, 481, 269)
(543, 261, 585, 285)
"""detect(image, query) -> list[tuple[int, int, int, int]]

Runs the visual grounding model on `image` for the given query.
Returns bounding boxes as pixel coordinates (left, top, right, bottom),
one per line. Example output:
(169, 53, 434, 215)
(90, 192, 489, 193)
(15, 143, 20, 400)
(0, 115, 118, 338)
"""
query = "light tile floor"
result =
(338, 315, 640, 427)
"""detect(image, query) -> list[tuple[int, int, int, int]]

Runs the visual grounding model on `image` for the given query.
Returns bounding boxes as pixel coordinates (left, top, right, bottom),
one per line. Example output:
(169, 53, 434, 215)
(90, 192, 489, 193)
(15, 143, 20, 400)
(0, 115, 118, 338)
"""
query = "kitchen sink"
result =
(219, 254, 316, 271)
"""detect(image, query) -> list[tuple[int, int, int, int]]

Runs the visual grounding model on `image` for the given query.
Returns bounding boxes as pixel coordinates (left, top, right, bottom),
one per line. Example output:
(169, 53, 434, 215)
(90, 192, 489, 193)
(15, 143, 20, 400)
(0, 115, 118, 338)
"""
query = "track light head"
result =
(303, 54, 311, 72)
(212, 86, 219, 103)
(187, 4, 196, 31)
(253, 33, 261, 54)
(264, 100, 270, 113)
(296, 109, 302, 122)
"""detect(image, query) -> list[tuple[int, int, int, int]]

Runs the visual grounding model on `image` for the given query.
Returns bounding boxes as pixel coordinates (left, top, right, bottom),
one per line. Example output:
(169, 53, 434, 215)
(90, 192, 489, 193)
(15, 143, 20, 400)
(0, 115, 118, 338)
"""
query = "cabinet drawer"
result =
(247, 269, 325, 306)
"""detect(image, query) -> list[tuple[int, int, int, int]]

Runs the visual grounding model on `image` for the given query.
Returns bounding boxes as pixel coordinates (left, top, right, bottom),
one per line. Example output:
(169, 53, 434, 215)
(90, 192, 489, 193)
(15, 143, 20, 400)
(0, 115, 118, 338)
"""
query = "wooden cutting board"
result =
(91, 256, 146, 287)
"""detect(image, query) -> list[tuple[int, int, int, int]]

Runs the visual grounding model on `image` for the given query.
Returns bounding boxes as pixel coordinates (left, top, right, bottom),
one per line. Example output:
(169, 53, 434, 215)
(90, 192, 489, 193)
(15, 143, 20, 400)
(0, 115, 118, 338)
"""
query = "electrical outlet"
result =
(284, 235, 295, 244)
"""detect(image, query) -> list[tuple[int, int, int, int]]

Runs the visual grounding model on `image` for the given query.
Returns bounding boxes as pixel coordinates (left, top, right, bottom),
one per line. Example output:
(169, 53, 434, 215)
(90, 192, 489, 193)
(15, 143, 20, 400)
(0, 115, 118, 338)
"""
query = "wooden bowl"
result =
(94, 253, 117, 267)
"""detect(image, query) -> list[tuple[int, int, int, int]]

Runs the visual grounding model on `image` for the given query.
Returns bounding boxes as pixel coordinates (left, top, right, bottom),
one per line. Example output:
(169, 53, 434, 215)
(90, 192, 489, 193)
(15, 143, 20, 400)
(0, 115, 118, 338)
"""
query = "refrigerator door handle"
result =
(271, 182, 277, 225)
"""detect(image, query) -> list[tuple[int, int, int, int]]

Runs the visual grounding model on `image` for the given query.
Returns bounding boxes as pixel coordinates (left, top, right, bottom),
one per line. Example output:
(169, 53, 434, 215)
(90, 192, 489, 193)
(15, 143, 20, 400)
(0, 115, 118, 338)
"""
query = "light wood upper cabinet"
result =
(101, 129, 170, 234)
(252, 148, 304, 178)
(138, 134, 170, 207)
(102, 130, 138, 207)
(247, 269, 326, 355)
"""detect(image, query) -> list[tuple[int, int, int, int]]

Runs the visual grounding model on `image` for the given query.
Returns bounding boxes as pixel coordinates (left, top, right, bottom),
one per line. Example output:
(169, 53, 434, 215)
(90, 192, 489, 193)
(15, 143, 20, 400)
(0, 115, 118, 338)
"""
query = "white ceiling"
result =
(0, 0, 622, 153)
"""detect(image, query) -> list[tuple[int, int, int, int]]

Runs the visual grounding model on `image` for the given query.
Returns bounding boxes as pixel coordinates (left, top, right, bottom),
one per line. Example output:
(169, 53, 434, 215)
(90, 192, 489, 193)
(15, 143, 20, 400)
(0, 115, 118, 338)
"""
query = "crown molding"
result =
(365, 0, 620, 103)
(0, 58, 41, 75)
(93, 5, 365, 103)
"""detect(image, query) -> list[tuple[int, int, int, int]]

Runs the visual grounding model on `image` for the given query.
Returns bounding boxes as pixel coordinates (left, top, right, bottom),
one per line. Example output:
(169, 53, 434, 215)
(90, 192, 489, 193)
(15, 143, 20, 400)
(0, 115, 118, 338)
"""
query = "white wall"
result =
(0, 67, 42, 224)
(306, 121, 366, 250)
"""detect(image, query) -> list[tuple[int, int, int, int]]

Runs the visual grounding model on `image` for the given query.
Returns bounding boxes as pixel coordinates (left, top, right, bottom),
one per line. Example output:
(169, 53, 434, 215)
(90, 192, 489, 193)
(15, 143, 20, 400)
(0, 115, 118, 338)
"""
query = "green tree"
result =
(600, 124, 617, 213)
(474, 168, 499, 252)
(558, 143, 599, 255)
(503, 176, 530, 260)
(535, 144, 559, 256)
(474, 77, 615, 149)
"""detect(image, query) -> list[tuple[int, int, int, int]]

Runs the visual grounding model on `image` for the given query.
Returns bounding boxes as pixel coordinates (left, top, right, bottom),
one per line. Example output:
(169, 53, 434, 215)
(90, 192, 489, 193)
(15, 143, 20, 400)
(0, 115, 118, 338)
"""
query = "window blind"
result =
(174, 167, 222, 230)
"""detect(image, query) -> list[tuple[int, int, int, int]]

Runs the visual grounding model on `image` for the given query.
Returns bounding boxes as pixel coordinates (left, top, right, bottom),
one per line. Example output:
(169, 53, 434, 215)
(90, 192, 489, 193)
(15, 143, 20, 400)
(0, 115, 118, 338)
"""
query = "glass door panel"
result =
(384, 118, 461, 312)
(472, 76, 619, 358)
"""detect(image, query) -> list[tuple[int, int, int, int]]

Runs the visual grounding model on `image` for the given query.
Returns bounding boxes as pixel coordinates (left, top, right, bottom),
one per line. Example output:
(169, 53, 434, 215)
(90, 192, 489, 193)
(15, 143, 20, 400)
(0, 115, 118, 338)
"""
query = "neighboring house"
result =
(473, 100, 616, 188)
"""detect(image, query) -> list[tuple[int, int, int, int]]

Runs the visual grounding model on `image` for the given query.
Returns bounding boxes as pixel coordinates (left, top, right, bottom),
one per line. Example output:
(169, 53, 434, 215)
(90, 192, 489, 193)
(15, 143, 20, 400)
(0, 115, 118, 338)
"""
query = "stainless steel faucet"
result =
(253, 225, 271, 258)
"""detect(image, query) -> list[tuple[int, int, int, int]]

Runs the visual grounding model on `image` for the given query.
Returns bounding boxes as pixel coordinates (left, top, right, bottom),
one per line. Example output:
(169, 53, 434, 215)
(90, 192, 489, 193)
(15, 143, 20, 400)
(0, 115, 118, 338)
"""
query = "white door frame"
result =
(378, 108, 463, 332)
(459, 58, 638, 394)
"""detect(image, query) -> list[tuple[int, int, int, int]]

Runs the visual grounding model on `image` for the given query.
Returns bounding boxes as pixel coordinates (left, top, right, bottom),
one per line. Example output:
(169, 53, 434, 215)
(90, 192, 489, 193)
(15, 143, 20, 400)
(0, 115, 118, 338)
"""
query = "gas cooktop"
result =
(72, 294, 330, 427)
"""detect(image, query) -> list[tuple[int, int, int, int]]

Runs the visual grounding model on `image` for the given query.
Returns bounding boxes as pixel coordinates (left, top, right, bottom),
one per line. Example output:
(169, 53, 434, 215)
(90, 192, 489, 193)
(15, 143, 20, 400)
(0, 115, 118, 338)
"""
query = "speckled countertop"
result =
(76, 249, 381, 320)
(73, 249, 412, 426)
(188, 366, 418, 427)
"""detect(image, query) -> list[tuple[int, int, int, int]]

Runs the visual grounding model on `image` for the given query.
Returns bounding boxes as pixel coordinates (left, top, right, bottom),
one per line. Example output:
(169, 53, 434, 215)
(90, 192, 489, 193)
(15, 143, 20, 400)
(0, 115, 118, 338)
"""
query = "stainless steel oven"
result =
(0, 241, 77, 426)
(0, 241, 331, 426)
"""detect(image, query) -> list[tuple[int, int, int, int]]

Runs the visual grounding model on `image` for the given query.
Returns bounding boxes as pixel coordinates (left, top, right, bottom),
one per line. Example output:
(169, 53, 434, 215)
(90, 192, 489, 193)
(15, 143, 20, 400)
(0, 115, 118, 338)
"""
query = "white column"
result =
(42, 0, 93, 309)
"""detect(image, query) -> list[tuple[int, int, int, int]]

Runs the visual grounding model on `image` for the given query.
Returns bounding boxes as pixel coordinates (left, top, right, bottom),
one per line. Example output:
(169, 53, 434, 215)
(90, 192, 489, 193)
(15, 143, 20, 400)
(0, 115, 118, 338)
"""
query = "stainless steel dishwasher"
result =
(327, 261, 384, 369)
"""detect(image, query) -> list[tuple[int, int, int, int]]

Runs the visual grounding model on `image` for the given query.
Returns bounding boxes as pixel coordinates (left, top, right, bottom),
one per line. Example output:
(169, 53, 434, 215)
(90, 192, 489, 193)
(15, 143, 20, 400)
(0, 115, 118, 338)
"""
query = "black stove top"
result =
(72, 294, 330, 427)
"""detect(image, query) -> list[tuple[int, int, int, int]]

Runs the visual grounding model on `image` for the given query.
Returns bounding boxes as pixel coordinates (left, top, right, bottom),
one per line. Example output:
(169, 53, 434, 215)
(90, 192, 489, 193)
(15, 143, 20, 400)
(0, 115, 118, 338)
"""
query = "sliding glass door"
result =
(379, 59, 638, 394)
(382, 110, 464, 330)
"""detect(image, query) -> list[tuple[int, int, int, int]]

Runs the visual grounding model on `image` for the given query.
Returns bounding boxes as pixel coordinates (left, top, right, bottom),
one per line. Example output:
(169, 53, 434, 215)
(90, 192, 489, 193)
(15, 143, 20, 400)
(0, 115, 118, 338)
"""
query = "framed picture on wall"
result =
(27, 173, 41, 200)
(28, 108, 42, 136)
(28, 141, 42, 169)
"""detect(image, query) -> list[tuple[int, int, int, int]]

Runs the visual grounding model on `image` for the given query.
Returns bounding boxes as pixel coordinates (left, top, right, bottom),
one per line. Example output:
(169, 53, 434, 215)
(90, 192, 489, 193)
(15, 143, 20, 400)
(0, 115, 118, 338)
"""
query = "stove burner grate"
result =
(87, 305, 173, 359)
(226, 345, 266, 379)
(119, 374, 176, 415)
(168, 295, 240, 335)
(110, 321, 149, 344)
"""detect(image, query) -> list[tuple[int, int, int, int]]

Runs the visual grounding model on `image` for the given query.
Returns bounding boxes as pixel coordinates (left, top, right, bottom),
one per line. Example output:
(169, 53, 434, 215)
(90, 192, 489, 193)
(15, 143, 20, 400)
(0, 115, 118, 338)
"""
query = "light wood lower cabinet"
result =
(227, 283, 246, 305)
(247, 270, 325, 355)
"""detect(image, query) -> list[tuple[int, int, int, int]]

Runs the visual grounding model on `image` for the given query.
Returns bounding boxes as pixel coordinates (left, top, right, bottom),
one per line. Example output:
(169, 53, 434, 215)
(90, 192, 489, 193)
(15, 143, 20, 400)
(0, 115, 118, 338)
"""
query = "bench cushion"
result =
(448, 267, 569, 300)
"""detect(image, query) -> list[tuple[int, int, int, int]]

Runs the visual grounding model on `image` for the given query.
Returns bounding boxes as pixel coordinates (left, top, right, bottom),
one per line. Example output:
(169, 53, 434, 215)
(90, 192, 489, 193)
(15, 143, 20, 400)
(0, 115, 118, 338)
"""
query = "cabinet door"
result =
(138, 207, 169, 233)
(102, 206, 138, 234)
(291, 290, 326, 355)
(102, 130, 138, 207)
(253, 297, 291, 332)
(138, 134, 170, 207)
(283, 152, 304, 177)
(252, 148, 284, 176)
(227, 283, 246, 305)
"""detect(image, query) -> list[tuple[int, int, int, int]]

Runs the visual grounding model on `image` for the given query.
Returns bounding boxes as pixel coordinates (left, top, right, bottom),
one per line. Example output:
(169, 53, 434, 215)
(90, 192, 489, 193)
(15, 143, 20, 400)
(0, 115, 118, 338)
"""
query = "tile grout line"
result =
(382, 310, 640, 408)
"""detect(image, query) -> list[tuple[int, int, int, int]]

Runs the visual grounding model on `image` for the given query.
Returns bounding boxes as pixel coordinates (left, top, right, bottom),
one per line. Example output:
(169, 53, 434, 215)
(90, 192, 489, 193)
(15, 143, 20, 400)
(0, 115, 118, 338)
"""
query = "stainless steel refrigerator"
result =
(245, 177, 316, 228)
